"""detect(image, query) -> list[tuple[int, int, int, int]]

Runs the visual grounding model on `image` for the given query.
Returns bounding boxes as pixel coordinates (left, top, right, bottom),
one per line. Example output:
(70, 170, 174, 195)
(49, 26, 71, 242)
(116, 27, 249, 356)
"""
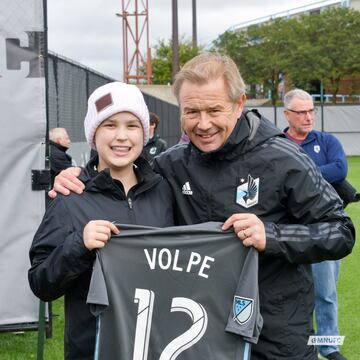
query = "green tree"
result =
(211, 30, 255, 95)
(289, 7, 360, 103)
(151, 38, 203, 84)
(213, 18, 299, 104)
(212, 7, 360, 103)
(245, 18, 299, 104)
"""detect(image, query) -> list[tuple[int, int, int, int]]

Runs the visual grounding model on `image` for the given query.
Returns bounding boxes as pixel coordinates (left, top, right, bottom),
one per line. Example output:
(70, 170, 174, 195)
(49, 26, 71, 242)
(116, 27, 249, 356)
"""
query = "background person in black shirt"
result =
(141, 112, 167, 165)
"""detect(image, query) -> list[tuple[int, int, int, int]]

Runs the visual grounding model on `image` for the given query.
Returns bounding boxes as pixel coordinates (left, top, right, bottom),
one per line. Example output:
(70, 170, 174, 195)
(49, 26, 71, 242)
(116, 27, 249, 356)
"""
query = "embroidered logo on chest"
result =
(236, 174, 259, 208)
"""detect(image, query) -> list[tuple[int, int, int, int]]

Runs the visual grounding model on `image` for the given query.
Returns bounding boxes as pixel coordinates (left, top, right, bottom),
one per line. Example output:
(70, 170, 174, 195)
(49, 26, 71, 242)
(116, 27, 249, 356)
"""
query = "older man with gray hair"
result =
(49, 127, 73, 184)
(284, 88, 348, 360)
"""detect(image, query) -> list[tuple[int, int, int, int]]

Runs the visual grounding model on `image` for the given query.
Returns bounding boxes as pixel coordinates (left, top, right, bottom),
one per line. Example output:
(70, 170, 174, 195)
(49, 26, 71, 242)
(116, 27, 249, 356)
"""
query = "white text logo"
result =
(307, 336, 345, 346)
(182, 181, 193, 195)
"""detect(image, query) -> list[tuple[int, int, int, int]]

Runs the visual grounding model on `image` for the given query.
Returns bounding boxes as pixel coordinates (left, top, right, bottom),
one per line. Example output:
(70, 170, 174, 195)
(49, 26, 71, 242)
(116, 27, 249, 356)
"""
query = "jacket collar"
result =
(79, 155, 161, 197)
(146, 134, 159, 146)
(283, 127, 317, 145)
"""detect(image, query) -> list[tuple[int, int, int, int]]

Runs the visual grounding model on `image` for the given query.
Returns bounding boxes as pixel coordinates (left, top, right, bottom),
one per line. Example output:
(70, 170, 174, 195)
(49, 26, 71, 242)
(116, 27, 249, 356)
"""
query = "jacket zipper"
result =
(127, 198, 133, 209)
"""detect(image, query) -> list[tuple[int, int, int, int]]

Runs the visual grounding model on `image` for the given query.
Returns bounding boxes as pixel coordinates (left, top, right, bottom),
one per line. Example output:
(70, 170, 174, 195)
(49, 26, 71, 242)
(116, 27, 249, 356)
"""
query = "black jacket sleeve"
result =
(28, 198, 95, 301)
(264, 154, 355, 264)
(50, 143, 73, 178)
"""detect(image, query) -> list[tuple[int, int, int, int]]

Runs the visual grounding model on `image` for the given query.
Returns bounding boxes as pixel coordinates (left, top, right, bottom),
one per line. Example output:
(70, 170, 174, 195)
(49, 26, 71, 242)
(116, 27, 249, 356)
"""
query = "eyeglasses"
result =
(286, 108, 318, 117)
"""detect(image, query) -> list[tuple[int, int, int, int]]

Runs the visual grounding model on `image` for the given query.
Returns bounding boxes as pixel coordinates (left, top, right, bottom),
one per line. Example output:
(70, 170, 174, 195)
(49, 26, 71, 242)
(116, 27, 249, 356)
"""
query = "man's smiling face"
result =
(179, 77, 245, 153)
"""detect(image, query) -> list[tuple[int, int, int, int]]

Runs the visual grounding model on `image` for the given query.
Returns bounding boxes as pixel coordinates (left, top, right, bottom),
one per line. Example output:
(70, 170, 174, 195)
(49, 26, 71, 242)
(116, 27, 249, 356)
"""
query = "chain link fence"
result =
(47, 51, 114, 142)
(47, 52, 182, 163)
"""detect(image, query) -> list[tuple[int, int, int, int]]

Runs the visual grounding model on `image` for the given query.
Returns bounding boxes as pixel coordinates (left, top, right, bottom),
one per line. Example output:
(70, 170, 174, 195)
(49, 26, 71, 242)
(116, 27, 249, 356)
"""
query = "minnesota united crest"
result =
(236, 174, 259, 208)
(233, 296, 254, 326)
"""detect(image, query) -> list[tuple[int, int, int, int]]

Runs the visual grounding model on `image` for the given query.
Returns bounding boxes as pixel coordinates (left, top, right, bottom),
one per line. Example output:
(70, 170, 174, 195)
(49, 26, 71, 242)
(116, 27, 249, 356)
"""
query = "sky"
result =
(47, 0, 323, 80)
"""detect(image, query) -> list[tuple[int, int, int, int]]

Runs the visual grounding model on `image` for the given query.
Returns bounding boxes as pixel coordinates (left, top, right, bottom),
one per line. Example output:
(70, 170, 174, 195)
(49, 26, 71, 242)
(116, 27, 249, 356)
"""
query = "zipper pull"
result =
(128, 198, 133, 209)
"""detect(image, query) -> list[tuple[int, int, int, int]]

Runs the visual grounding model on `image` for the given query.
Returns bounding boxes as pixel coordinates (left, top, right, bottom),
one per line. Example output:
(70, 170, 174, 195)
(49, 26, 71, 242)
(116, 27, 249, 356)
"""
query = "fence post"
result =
(320, 81, 324, 131)
(36, 301, 46, 360)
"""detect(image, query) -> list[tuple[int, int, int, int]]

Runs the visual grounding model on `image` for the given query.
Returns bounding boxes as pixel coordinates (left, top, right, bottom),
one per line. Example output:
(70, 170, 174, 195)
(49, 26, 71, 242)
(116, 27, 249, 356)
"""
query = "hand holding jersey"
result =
(222, 213, 266, 252)
(83, 220, 120, 250)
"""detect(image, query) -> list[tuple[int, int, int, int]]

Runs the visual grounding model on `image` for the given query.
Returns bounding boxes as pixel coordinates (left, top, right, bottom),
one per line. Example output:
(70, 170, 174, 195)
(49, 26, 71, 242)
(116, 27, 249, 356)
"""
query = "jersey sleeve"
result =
(225, 247, 263, 344)
(87, 252, 109, 316)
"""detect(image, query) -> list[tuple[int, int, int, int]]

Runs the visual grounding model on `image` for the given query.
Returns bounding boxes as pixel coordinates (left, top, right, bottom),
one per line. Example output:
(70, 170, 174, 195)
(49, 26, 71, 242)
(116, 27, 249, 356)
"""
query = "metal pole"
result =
(274, 103, 277, 127)
(146, 0, 152, 83)
(172, 0, 179, 82)
(36, 301, 46, 360)
(320, 81, 324, 131)
(192, 0, 197, 49)
(135, 0, 140, 84)
(38, 1, 51, 357)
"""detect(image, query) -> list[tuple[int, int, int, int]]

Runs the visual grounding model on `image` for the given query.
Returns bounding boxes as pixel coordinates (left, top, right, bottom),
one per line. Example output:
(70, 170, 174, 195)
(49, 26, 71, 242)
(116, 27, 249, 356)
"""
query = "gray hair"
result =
(284, 89, 313, 108)
(173, 53, 246, 103)
(49, 127, 69, 142)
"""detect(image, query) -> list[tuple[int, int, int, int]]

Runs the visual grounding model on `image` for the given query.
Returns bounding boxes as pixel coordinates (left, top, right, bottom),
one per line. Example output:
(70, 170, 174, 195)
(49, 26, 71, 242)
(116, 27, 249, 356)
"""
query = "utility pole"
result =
(172, 0, 179, 83)
(192, 0, 197, 49)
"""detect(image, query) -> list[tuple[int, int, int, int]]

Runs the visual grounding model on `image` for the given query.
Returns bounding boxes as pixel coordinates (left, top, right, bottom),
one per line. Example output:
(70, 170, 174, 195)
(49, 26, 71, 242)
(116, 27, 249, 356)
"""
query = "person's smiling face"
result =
(95, 112, 143, 176)
(179, 77, 245, 153)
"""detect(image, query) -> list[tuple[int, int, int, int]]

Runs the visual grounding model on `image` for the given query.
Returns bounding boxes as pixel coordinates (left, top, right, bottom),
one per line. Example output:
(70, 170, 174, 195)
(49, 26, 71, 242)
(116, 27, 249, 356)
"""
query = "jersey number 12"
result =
(133, 288, 208, 360)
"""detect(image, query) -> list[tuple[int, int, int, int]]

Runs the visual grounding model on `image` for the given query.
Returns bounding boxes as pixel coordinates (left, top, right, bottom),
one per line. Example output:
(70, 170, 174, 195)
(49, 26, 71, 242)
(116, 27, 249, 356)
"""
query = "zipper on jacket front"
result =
(127, 198, 133, 209)
(126, 197, 137, 224)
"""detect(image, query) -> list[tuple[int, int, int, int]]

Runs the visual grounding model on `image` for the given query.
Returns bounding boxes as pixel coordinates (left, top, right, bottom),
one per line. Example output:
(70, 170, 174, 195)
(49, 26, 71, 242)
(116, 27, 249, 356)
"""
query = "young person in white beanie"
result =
(28, 82, 175, 360)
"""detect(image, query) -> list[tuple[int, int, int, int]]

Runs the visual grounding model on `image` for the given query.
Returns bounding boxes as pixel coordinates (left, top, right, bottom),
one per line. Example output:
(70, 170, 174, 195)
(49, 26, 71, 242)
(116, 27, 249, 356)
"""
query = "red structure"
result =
(117, 0, 152, 84)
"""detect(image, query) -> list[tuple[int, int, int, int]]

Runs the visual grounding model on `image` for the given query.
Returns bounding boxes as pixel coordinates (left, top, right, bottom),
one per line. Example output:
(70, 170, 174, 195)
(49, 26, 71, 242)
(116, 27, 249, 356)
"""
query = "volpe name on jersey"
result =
(144, 247, 215, 278)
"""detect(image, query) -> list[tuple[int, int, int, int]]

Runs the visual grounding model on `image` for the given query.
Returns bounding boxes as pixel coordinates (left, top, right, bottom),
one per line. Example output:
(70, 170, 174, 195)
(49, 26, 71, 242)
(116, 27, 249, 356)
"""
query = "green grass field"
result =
(1, 157, 359, 359)
(337, 156, 360, 358)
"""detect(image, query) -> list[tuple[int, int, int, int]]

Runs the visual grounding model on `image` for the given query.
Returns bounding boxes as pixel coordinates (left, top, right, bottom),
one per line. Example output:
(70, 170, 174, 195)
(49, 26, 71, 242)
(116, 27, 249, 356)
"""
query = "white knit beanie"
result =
(84, 82, 150, 150)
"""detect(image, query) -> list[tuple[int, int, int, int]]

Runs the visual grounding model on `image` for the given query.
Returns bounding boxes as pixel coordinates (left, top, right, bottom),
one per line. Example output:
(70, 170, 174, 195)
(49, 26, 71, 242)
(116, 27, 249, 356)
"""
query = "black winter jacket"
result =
(154, 110, 355, 360)
(141, 134, 167, 165)
(28, 157, 174, 360)
(49, 140, 73, 184)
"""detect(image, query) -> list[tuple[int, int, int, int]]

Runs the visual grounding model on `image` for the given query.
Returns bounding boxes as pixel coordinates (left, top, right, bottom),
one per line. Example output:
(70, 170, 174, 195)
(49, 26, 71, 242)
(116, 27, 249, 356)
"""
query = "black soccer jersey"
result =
(87, 222, 262, 360)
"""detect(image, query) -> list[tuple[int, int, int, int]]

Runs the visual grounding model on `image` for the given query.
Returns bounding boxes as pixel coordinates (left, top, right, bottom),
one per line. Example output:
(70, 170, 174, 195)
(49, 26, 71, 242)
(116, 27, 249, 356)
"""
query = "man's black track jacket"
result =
(154, 110, 355, 360)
